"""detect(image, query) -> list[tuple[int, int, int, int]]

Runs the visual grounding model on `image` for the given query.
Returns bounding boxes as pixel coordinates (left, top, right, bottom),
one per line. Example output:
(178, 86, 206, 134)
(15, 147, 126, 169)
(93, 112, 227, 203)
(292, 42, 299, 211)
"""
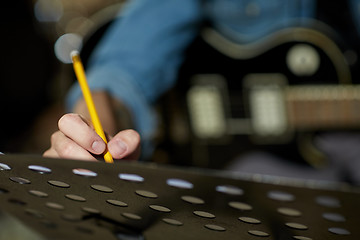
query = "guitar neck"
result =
(286, 85, 360, 129)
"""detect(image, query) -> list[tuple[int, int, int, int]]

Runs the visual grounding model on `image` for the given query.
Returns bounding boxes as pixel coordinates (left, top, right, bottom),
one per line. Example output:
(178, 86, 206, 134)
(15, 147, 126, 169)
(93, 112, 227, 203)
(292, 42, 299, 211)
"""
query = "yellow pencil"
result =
(70, 50, 114, 163)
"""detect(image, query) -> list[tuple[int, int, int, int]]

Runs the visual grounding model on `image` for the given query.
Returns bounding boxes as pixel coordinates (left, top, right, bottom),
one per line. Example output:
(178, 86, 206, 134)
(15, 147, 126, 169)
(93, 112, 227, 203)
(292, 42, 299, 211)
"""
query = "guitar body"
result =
(155, 23, 360, 169)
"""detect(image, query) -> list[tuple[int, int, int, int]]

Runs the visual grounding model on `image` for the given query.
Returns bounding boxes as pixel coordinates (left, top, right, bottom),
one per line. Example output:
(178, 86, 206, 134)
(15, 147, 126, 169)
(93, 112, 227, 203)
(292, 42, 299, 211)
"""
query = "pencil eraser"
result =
(70, 50, 80, 59)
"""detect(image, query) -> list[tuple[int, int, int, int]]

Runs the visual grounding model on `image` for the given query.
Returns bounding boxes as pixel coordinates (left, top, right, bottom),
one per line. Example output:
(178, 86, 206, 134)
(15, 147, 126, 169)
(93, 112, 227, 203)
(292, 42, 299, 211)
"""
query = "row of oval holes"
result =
(0, 163, 352, 238)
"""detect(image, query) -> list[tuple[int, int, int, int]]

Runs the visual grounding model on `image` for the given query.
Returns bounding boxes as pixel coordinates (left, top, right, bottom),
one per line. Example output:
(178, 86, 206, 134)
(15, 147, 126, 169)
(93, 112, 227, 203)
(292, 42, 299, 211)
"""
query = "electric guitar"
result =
(156, 21, 360, 168)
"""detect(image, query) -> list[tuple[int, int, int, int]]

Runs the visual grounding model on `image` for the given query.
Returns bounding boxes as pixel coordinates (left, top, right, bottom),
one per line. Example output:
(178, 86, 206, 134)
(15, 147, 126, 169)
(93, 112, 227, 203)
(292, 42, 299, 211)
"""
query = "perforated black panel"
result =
(0, 154, 358, 240)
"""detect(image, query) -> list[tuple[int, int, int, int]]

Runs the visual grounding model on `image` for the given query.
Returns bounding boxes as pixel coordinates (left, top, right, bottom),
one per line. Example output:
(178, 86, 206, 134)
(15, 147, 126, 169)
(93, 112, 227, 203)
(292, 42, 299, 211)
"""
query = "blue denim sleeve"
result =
(349, 0, 360, 36)
(66, 0, 202, 158)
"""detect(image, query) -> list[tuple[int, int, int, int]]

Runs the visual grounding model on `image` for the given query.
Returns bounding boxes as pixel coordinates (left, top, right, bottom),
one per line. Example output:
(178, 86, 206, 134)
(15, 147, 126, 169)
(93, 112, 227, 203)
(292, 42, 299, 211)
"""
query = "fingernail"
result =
(112, 140, 127, 156)
(92, 140, 105, 153)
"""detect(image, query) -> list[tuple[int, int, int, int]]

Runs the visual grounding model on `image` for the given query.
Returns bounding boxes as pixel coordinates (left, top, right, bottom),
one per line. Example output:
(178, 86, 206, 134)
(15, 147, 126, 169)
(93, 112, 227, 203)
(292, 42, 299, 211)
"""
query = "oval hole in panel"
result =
(72, 169, 98, 177)
(166, 178, 193, 189)
(106, 199, 128, 207)
(29, 190, 48, 198)
(205, 224, 225, 232)
(328, 227, 350, 235)
(216, 185, 243, 195)
(119, 173, 144, 182)
(316, 196, 341, 208)
(9, 177, 31, 184)
(48, 180, 70, 188)
(0, 163, 11, 171)
(28, 165, 52, 174)
(267, 190, 295, 202)
(162, 218, 183, 226)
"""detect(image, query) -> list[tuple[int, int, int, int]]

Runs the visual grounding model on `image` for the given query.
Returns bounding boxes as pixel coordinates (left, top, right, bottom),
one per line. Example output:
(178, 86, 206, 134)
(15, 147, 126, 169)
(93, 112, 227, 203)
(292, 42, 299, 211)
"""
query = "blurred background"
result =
(0, 0, 125, 155)
(2, 0, 360, 171)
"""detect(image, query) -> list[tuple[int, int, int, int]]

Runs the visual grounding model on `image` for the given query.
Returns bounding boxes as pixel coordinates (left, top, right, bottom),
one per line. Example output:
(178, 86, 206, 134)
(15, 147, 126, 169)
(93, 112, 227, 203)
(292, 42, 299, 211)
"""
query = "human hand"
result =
(43, 113, 141, 161)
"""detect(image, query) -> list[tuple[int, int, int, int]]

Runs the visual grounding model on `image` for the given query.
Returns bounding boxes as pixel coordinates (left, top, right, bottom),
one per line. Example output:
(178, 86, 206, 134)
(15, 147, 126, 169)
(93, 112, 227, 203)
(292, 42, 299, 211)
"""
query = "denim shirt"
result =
(66, 0, 360, 158)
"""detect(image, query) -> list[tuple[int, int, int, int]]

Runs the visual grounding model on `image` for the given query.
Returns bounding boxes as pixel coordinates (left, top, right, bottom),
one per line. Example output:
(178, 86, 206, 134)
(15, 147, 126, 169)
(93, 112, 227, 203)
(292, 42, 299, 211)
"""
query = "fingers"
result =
(58, 113, 106, 155)
(43, 113, 142, 162)
(108, 129, 141, 160)
(43, 148, 59, 159)
(43, 130, 98, 161)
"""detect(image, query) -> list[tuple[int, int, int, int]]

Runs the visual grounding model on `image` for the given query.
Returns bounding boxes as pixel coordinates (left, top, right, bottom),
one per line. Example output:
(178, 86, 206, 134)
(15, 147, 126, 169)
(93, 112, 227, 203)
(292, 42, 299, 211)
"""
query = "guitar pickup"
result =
(244, 73, 292, 143)
(187, 74, 230, 141)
